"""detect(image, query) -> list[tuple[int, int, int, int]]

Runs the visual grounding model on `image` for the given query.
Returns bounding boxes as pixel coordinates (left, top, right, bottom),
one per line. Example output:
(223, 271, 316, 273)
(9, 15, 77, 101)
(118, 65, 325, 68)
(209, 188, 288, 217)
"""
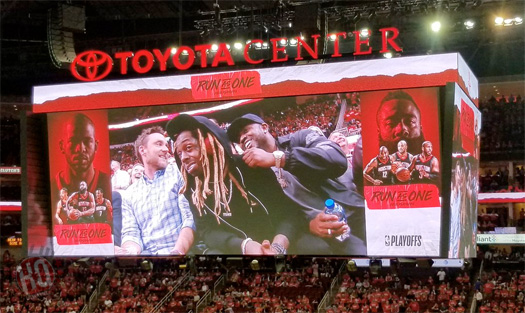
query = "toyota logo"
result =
(71, 50, 113, 82)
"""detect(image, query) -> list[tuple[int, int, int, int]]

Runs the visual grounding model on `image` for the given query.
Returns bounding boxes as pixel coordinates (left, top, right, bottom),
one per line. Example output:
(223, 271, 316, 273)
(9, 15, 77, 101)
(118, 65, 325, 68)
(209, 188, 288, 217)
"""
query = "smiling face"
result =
(175, 130, 203, 177)
(238, 123, 268, 151)
(140, 132, 169, 174)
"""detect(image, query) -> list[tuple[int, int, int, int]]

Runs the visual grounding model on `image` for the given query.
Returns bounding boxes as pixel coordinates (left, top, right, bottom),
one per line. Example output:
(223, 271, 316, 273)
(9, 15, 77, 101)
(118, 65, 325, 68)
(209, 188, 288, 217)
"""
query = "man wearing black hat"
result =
(227, 113, 366, 255)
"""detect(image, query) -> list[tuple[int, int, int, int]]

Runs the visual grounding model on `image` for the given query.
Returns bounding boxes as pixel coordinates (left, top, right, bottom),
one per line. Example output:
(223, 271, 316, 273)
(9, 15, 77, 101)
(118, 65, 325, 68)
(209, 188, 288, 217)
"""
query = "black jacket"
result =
(168, 115, 298, 254)
(277, 129, 366, 240)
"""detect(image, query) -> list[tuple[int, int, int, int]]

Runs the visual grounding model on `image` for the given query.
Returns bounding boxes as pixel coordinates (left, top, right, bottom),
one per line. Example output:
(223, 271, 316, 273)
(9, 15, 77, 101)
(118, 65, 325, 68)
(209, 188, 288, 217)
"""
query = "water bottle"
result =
(324, 199, 350, 242)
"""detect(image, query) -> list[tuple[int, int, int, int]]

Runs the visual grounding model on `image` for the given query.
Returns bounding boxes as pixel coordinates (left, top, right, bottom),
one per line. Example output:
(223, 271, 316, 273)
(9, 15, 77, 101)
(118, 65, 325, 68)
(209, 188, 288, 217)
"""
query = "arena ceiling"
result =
(1, 0, 524, 96)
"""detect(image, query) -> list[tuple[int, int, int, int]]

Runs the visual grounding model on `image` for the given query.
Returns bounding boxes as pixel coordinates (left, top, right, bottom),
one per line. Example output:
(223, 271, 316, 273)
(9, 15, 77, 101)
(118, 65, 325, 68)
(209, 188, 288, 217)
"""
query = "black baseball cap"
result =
(166, 114, 231, 151)
(227, 113, 265, 142)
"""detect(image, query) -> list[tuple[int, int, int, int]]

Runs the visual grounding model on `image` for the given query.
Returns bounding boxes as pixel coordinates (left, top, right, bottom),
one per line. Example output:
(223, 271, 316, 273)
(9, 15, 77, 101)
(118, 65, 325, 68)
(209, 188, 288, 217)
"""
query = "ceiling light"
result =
(431, 21, 441, 32)
(464, 20, 475, 29)
(494, 17, 504, 26)
(234, 42, 243, 50)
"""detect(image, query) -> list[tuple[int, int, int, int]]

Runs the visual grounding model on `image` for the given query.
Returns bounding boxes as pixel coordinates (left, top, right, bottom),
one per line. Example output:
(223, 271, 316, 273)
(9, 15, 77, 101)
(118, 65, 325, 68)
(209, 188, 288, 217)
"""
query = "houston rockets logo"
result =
(71, 50, 113, 82)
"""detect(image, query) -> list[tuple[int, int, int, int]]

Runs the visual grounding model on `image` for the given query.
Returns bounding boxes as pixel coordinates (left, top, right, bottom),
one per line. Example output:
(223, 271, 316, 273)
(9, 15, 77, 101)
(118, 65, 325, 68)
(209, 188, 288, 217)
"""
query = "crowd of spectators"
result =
(109, 93, 344, 175)
(200, 259, 338, 313)
(110, 145, 141, 174)
(328, 267, 472, 313)
(478, 209, 507, 233)
(479, 94, 525, 154)
(2, 250, 525, 313)
(475, 268, 525, 313)
(482, 247, 525, 264)
(479, 166, 525, 193)
(477, 207, 525, 233)
(262, 96, 340, 138)
(1, 255, 108, 313)
(158, 270, 221, 313)
(94, 258, 191, 313)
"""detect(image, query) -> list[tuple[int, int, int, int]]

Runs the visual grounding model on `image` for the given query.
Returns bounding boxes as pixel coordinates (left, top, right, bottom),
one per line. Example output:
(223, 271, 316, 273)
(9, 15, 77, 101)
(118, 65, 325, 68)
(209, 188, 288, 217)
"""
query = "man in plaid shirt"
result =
(115, 126, 195, 255)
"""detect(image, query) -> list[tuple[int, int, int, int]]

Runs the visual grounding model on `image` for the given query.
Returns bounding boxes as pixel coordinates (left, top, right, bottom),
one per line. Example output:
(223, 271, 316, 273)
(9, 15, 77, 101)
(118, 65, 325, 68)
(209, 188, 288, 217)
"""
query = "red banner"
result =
(460, 99, 475, 156)
(191, 71, 262, 100)
(54, 223, 112, 245)
(365, 184, 440, 209)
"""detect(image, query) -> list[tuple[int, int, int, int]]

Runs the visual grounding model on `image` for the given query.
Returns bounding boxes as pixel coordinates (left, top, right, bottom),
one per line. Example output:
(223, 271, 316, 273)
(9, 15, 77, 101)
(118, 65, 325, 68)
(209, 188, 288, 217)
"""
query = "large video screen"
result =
(33, 54, 481, 257)
(46, 87, 446, 257)
(360, 88, 443, 257)
(447, 84, 481, 258)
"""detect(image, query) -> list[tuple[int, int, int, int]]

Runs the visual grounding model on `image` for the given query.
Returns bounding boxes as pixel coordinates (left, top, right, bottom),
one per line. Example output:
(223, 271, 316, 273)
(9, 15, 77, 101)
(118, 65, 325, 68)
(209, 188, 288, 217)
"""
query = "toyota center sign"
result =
(70, 28, 401, 82)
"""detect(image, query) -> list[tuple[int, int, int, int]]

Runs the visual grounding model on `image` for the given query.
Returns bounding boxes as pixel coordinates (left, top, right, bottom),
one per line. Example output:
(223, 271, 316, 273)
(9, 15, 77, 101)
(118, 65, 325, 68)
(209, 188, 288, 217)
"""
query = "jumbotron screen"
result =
(31, 54, 480, 257)
(43, 87, 445, 257)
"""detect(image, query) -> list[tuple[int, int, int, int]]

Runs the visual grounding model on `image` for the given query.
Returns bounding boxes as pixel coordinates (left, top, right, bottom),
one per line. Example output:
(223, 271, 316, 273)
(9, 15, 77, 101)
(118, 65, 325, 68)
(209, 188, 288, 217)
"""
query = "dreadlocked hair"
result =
(179, 129, 250, 224)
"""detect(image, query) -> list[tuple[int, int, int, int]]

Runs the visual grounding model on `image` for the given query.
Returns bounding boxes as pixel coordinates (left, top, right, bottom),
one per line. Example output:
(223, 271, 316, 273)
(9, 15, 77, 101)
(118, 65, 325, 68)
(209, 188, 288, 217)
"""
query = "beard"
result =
(379, 132, 426, 157)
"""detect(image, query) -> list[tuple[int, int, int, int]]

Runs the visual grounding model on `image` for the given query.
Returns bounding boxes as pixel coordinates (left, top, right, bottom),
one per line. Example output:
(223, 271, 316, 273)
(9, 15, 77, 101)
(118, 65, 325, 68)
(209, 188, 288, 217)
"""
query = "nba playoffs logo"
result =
(71, 50, 113, 82)
(16, 257, 55, 296)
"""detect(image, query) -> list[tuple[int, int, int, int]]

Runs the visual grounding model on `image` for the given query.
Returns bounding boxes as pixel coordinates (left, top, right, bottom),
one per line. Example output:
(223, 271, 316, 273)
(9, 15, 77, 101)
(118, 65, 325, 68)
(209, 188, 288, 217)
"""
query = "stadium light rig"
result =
(464, 20, 475, 30)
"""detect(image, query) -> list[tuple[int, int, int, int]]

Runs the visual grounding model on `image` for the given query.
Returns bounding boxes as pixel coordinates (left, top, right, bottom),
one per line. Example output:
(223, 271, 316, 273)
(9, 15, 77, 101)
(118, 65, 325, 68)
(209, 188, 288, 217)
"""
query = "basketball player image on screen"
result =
(66, 181, 96, 224)
(54, 188, 69, 225)
(52, 113, 111, 204)
(408, 141, 440, 184)
(94, 188, 113, 225)
(390, 140, 414, 184)
(363, 146, 394, 186)
(376, 91, 426, 156)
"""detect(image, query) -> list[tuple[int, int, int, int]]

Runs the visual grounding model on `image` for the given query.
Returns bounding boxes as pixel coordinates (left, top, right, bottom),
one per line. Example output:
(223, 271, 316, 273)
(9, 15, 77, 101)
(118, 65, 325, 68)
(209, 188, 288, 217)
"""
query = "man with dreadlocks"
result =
(167, 114, 296, 255)
(116, 126, 195, 255)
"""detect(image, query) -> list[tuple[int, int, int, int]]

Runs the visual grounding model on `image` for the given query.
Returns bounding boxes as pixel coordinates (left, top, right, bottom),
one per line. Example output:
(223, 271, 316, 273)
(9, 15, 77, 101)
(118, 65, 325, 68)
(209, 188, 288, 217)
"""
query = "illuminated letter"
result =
(212, 43, 235, 67)
(172, 46, 195, 70)
(194, 44, 212, 68)
(114, 51, 133, 74)
(352, 31, 372, 55)
(244, 40, 264, 64)
(329, 32, 347, 57)
(132, 50, 154, 74)
(295, 35, 320, 60)
(379, 27, 402, 53)
(270, 38, 289, 63)
(153, 49, 171, 71)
